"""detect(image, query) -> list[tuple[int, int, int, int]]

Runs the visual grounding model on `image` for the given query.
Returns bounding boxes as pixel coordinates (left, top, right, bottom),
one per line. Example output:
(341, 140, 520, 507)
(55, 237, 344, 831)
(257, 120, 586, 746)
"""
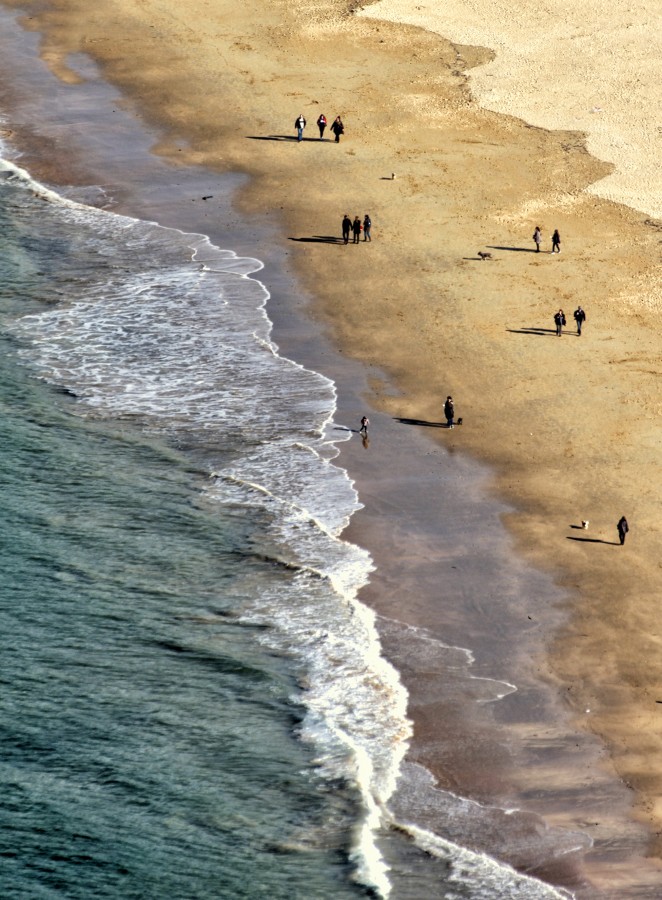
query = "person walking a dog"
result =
(573, 305, 586, 335)
(617, 516, 629, 545)
(554, 309, 566, 336)
(444, 396, 455, 429)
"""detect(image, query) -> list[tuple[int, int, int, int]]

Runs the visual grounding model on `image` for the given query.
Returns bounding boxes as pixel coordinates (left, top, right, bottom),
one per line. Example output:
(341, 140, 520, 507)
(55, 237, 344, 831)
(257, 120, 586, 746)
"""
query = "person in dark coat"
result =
(554, 309, 566, 336)
(363, 214, 372, 242)
(617, 516, 629, 545)
(331, 116, 345, 143)
(552, 229, 561, 253)
(342, 214, 352, 244)
(317, 114, 327, 139)
(352, 216, 361, 244)
(444, 396, 455, 429)
(573, 305, 586, 335)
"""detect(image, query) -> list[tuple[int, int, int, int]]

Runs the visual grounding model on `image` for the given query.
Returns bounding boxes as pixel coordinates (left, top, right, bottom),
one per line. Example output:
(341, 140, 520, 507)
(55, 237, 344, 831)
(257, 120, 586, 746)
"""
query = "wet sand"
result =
(3, 0, 662, 895)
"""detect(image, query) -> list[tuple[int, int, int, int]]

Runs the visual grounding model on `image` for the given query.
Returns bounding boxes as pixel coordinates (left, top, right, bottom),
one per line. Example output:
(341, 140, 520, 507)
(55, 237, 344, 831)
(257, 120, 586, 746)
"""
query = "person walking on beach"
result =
(317, 113, 327, 139)
(352, 216, 362, 244)
(617, 515, 629, 545)
(444, 395, 455, 429)
(552, 229, 561, 253)
(331, 116, 345, 143)
(295, 114, 306, 142)
(359, 416, 369, 435)
(554, 309, 566, 336)
(363, 214, 372, 242)
(573, 305, 586, 336)
(533, 226, 542, 252)
(342, 214, 352, 245)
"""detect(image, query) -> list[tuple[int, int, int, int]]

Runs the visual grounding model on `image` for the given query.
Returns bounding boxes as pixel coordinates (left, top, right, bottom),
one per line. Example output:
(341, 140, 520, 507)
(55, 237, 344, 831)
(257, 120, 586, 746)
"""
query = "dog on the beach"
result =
(477, 251, 493, 261)
(457, 418, 463, 426)
(581, 520, 589, 529)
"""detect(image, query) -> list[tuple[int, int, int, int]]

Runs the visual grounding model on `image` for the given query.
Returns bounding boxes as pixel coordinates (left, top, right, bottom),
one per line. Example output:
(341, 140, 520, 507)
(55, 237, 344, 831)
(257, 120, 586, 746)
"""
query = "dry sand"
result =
(4, 0, 662, 892)
(363, 0, 662, 220)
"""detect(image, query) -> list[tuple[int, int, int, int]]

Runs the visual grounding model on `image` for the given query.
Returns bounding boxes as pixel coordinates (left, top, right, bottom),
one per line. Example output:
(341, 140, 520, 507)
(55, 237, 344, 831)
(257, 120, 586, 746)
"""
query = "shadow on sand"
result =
(395, 417, 446, 428)
(247, 135, 325, 143)
(507, 327, 558, 336)
(289, 235, 345, 244)
(487, 245, 539, 253)
(566, 536, 620, 545)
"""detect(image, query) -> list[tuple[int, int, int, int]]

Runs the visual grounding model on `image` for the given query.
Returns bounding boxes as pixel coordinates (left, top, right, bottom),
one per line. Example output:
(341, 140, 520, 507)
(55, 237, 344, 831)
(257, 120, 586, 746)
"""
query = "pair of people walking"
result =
(342, 214, 372, 244)
(533, 227, 561, 253)
(554, 306, 586, 336)
(298, 114, 344, 141)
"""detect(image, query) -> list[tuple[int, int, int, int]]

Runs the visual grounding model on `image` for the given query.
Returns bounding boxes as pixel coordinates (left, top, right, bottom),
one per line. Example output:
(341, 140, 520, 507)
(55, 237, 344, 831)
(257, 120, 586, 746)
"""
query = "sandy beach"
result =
(4, 0, 662, 895)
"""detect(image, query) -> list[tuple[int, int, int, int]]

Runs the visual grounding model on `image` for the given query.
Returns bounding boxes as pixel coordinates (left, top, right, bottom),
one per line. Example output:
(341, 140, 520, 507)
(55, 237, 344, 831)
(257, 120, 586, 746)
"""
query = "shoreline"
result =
(3, 0, 662, 895)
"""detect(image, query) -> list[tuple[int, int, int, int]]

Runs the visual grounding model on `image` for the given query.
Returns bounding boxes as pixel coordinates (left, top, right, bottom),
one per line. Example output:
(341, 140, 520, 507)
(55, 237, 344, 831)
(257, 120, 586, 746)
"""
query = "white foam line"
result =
(394, 819, 574, 899)
(377, 612, 477, 663)
(0, 138, 412, 899)
(376, 614, 519, 700)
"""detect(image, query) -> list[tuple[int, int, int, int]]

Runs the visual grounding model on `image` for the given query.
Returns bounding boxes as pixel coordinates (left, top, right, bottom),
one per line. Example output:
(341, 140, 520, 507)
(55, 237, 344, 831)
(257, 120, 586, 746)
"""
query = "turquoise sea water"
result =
(0, 168, 388, 898)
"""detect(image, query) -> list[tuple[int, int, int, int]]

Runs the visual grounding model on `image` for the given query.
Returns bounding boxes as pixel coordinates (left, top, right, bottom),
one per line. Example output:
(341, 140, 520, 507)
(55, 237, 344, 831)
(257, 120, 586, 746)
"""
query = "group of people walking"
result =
(554, 306, 586, 336)
(342, 214, 371, 244)
(295, 113, 345, 142)
(533, 226, 561, 253)
(293, 112, 372, 242)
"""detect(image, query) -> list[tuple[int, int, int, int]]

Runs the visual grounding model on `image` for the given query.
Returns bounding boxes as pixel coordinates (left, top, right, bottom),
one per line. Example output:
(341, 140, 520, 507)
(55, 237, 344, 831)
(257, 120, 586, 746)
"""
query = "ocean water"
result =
(0, 157, 409, 898)
(0, 144, 573, 898)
